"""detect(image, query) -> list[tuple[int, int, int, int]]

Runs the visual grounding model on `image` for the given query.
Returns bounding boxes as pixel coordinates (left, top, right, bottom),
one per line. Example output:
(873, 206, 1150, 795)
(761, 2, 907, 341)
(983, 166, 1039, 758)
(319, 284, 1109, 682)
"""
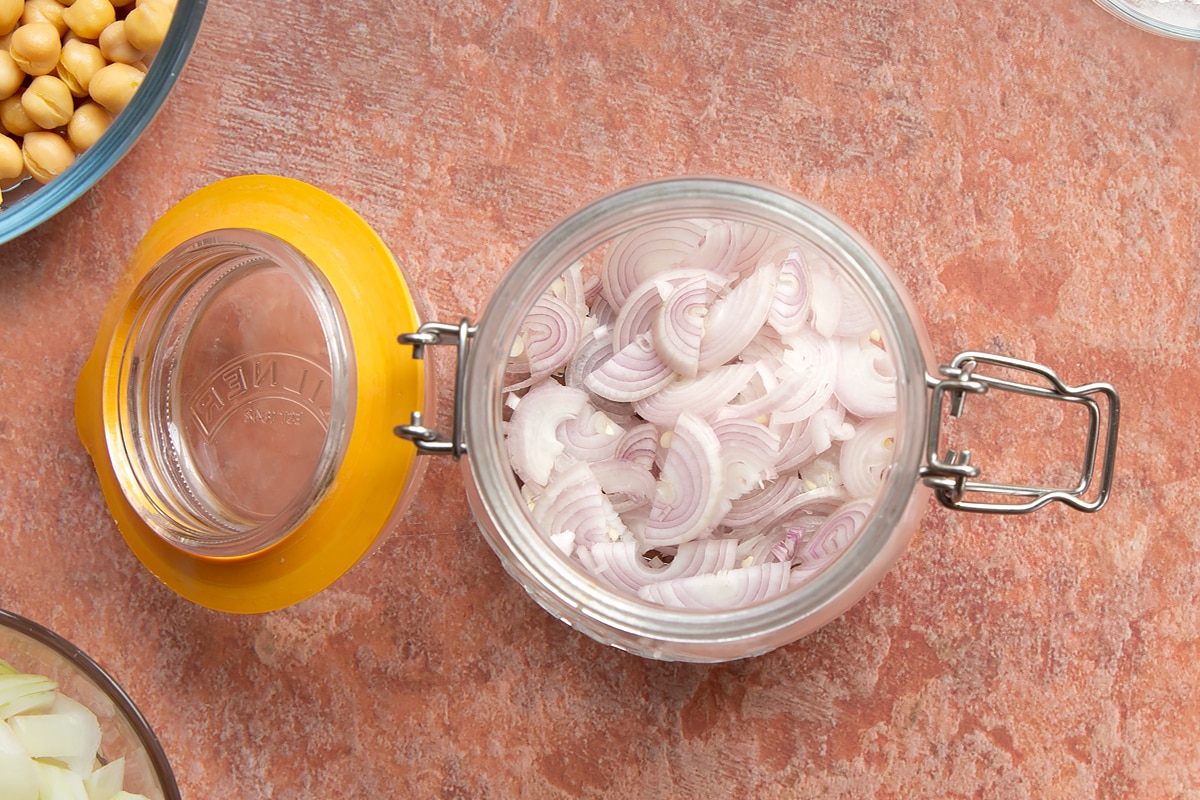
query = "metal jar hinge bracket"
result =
(395, 319, 477, 459)
(919, 352, 1120, 514)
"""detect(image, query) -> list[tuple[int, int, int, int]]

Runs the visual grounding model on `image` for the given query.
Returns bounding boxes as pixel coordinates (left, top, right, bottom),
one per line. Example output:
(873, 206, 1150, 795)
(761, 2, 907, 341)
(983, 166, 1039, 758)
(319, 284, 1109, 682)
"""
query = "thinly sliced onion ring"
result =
(711, 417, 781, 500)
(644, 411, 730, 547)
(506, 382, 588, 486)
(600, 220, 709, 309)
(582, 539, 739, 593)
(531, 461, 629, 546)
(588, 458, 657, 513)
(774, 402, 855, 472)
(559, 407, 625, 462)
(697, 259, 777, 371)
(613, 422, 660, 470)
(653, 273, 712, 377)
(584, 334, 676, 402)
(505, 293, 583, 391)
(835, 336, 897, 418)
(768, 248, 812, 337)
(839, 415, 896, 498)
(796, 498, 873, 567)
(564, 330, 629, 418)
(637, 562, 792, 609)
(633, 362, 757, 426)
(723, 475, 806, 528)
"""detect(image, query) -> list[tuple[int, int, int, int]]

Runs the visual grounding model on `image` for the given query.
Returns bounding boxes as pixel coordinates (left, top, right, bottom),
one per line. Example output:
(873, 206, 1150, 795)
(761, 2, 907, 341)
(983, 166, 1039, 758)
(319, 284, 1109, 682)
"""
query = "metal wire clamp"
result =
(394, 319, 476, 459)
(919, 352, 1119, 514)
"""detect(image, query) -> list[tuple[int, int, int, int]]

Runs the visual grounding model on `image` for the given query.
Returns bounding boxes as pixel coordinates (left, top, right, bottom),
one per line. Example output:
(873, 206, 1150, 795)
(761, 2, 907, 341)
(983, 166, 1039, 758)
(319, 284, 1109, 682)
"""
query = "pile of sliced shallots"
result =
(503, 219, 897, 610)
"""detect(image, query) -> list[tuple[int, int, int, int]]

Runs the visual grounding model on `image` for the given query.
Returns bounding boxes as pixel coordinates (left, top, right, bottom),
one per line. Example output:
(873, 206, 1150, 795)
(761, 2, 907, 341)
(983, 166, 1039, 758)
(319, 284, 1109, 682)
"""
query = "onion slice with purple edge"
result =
(722, 475, 807, 528)
(710, 417, 781, 500)
(839, 415, 896, 498)
(633, 362, 757, 426)
(644, 411, 730, 547)
(564, 330, 628, 418)
(584, 334, 676, 403)
(653, 273, 713, 377)
(637, 562, 793, 609)
(600, 220, 709, 309)
(774, 401, 855, 472)
(531, 461, 630, 548)
(615, 267, 729, 353)
(835, 335, 897, 418)
(505, 293, 583, 391)
(579, 539, 740, 593)
(587, 458, 657, 513)
(613, 422, 659, 470)
(767, 248, 812, 337)
(797, 498, 874, 567)
(697, 259, 778, 371)
(770, 330, 839, 423)
(558, 407, 625, 462)
(505, 382, 587, 486)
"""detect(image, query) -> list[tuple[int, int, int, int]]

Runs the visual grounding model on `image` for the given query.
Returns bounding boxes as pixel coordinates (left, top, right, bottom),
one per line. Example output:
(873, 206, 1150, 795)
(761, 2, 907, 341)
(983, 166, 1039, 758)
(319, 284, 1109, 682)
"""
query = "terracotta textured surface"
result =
(1, 0, 1198, 797)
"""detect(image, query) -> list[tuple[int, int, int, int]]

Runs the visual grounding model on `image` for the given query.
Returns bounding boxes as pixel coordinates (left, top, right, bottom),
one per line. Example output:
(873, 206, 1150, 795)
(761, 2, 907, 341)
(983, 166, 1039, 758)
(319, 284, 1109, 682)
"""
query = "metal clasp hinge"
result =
(395, 319, 477, 459)
(919, 352, 1120, 514)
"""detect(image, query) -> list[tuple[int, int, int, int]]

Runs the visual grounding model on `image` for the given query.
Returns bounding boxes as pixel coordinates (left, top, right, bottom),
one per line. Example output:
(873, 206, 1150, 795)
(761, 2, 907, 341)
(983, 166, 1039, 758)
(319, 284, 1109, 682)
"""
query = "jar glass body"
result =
(460, 177, 935, 662)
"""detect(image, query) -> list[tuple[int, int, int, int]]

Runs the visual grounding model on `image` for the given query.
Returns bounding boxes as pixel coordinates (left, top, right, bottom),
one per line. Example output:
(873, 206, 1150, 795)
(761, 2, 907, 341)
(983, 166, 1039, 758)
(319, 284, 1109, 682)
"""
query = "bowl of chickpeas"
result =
(0, 0, 205, 245)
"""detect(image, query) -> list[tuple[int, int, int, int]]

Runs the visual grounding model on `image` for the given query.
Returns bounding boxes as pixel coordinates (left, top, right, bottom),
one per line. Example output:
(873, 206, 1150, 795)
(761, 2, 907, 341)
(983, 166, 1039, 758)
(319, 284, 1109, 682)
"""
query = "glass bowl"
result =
(0, 0, 208, 246)
(1092, 0, 1200, 39)
(0, 608, 180, 799)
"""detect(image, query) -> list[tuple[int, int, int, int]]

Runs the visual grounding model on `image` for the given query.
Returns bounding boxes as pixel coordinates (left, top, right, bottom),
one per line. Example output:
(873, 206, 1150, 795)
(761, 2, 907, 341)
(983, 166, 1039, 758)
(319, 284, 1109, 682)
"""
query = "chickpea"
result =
(21, 129, 73, 183)
(98, 20, 143, 64)
(57, 38, 106, 96)
(124, 0, 170, 53)
(62, 0, 113, 39)
(21, 74, 73, 128)
(0, 133, 22, 181)
(21, 0, 66, 36)
(88, 61, 141, 113)
(10, 22, 62, 76)
(0, 0, 23, 36)
(0, 51, 23, 100)
(0, 94, 39, 136)
(66, 99, 108, 151)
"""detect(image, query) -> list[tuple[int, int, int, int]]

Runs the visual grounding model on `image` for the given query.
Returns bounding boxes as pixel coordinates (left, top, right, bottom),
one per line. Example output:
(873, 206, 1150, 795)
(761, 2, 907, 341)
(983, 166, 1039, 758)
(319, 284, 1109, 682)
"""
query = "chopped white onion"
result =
(0, 660, 150, 800)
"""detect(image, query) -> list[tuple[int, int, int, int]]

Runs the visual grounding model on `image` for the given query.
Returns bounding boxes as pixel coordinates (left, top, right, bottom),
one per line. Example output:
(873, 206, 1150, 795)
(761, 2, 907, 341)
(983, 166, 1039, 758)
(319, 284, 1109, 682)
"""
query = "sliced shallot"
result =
(503, 216, 900, 611)
(644, 411, 730, 547)
(637, 562, 793, 608)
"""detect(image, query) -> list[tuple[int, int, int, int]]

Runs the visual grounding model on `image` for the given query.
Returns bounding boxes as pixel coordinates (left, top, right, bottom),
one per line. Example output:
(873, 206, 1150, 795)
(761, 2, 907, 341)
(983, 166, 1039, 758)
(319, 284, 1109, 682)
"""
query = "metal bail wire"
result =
(395, 319, 476, 459)
(919, 352, 1120, 514)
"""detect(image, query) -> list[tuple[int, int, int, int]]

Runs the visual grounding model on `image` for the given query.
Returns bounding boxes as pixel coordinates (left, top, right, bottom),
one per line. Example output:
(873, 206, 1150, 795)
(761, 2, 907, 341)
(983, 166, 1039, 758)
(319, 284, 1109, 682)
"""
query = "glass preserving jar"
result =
(77, 175, 1119, 662)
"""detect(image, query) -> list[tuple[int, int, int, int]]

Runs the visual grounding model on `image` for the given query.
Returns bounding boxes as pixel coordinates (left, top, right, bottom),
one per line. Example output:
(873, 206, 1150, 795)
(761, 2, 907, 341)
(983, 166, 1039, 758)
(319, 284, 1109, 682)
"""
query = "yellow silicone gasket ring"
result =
(76, 175, 427, 613)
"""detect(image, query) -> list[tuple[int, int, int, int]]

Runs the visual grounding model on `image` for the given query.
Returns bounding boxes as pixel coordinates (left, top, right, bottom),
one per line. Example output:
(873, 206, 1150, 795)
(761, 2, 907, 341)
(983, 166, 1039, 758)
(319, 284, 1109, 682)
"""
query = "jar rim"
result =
(109, 228, 355, 557)
(463, 176, 933, 658)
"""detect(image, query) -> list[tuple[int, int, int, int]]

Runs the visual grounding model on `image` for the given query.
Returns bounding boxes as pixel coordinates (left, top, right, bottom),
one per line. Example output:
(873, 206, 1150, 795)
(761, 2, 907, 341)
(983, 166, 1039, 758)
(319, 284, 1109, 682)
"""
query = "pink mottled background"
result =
(2, 0, 1198, 797)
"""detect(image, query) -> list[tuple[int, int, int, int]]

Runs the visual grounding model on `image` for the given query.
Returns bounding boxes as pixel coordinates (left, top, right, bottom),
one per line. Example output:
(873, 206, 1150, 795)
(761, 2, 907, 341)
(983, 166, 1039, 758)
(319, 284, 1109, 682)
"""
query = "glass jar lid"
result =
(76, 176, 429, 613)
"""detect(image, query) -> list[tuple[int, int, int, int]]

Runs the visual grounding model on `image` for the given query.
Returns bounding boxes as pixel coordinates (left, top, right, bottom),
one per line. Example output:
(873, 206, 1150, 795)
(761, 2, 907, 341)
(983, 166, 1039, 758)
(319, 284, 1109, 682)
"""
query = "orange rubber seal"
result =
(75, 176, 427, 612)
